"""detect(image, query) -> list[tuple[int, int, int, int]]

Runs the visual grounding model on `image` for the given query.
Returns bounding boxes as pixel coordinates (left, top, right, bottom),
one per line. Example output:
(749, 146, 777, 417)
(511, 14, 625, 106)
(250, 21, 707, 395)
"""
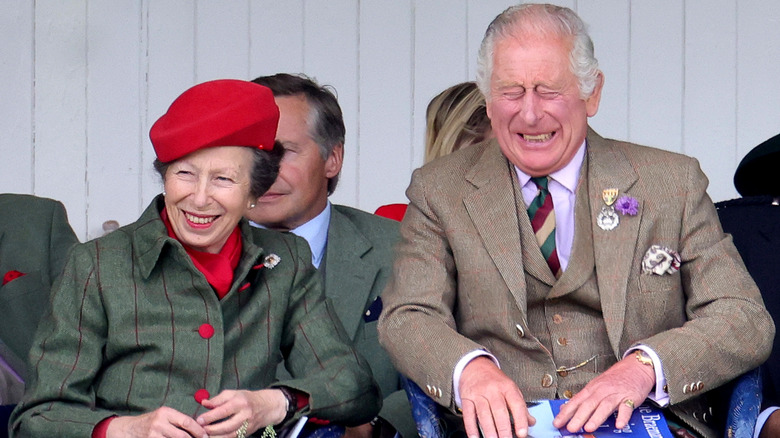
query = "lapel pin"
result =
(597, 188, 620, 231)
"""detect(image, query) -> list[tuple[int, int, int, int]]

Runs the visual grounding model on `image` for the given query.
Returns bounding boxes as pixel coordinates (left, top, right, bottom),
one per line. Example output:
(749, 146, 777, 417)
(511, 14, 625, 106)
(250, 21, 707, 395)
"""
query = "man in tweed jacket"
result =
(378, 4, 773, 438)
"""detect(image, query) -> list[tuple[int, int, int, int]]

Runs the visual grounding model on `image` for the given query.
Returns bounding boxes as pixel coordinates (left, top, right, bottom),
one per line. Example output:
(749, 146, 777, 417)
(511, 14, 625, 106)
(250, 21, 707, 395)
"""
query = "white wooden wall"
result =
(2, 0, 779, 240)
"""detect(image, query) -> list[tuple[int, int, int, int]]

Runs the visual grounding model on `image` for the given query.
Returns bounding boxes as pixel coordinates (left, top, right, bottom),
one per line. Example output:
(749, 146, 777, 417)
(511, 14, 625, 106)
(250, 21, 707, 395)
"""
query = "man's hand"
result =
(552, 354, 655, 433)
(459, 356, 536, 438)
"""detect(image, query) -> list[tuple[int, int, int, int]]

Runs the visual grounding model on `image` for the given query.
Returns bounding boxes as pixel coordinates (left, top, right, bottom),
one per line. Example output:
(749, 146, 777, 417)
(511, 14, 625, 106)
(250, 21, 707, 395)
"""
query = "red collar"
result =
(161, 209, 242, 299)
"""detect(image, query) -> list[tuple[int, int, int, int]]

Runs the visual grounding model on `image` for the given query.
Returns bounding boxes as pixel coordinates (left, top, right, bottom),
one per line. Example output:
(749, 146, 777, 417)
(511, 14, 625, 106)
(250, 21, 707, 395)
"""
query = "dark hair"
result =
(251, 73, 344, 195)
(153, 143, 284, 198)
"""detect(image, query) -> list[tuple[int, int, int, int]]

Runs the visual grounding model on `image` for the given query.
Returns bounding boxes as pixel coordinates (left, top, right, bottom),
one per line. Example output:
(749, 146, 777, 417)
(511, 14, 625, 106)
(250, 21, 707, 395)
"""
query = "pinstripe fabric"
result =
(527, 176, 561, 278)
(10, 196, 380, 438)
(378, 129, 774, 438)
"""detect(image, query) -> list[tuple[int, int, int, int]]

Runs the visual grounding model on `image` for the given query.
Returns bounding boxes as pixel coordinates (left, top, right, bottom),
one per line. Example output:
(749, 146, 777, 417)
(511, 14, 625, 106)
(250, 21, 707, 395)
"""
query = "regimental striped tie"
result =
(528, 176, 562, 278)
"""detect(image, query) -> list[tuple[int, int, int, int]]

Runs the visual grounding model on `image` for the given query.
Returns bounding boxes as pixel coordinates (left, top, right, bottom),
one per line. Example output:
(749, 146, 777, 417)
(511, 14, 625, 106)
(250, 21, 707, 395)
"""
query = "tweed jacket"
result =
(10, 197, 380, 437)
(324, 205, 415, 437)
(275, 205, 413, 436)
(0, 194, 78, 380)
(378, 129, 774, 436)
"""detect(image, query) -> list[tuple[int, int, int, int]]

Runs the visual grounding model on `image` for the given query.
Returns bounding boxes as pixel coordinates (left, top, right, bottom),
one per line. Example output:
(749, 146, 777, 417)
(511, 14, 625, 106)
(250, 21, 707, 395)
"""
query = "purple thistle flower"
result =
(615, 196, 639, 216)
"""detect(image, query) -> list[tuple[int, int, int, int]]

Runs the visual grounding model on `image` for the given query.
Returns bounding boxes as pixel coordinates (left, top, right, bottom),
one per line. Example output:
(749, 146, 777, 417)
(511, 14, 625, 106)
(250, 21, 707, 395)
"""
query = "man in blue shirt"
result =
(246, 74, 413, 438)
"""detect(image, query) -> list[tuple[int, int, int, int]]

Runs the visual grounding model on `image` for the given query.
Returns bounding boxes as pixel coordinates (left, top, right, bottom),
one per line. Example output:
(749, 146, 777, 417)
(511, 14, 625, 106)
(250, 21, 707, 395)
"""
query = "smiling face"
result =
(486, 31, 603, 177)
(246, 94, 342, 231)
(163, 146, 255, 253)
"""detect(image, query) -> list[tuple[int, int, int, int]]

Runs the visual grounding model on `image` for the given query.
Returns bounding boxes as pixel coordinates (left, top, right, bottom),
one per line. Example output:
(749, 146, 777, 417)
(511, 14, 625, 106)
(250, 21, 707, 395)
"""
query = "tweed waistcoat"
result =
(511, 165, 616, 401)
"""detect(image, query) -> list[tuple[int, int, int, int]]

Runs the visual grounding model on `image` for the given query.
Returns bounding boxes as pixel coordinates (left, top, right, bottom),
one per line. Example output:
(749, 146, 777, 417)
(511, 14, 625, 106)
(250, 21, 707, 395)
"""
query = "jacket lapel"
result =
(463, 141, 537, 315)
(324, 207, 375, 339)
(586, 129, 641, 355)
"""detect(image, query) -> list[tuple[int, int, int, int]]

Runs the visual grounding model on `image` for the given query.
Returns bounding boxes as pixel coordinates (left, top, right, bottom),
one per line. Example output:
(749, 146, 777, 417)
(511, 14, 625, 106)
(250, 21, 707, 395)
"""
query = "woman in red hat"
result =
(10, 80, 380, 438)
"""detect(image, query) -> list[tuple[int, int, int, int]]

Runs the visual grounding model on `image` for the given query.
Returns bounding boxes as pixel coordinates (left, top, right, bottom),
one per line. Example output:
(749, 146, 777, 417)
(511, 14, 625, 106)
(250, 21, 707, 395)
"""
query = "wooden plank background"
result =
(1, 0, 779, 239)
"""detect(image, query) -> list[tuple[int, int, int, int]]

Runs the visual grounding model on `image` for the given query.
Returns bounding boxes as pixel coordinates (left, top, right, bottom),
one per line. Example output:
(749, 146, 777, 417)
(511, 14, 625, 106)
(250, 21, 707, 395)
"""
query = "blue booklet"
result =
(527, 399, 673, 438)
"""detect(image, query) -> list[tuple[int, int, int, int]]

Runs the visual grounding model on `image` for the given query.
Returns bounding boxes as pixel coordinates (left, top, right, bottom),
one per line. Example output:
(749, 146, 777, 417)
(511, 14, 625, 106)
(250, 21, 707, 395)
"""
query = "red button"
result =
(194, 389, 210, 404)
(198, 324, 214, 339)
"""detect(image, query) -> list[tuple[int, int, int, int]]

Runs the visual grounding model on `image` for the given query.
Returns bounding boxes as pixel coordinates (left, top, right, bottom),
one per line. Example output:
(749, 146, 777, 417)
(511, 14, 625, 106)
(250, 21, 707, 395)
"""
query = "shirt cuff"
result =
(755, 406, 780, 438)
(623, 346, 669, 407)
(453, 350, 499, 408)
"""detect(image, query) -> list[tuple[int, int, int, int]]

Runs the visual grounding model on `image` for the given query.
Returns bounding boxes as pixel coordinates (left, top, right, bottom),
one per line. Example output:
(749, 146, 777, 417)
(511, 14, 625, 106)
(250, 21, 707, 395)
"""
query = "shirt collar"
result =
(289, 201, 331, 268)
(249, 201, 331, 269)
(514, 140, 586, 193)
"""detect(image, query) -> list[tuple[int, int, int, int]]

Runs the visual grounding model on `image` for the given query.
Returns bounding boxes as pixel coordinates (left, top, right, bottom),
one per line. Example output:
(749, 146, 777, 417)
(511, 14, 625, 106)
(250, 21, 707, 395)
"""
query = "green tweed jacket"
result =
(10, 196, 380, 437)
(323, 205, 415, 437)
(0, 194, 78, 381)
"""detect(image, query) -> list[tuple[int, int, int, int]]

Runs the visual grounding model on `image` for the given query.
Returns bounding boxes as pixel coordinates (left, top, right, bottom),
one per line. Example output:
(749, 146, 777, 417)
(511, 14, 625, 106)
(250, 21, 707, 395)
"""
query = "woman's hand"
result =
(197, 388, 288, 438)
(107, 407, 208, 438)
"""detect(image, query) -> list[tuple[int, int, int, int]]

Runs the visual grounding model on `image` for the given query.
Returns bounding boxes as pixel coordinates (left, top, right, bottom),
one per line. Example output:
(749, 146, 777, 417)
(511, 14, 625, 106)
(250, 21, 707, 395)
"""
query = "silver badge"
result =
(597, 206, 619, 231)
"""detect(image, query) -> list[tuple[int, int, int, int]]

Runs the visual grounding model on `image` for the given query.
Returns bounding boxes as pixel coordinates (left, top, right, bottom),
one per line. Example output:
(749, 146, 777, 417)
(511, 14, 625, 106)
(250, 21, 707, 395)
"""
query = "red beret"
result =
(150, 79, 279, 163)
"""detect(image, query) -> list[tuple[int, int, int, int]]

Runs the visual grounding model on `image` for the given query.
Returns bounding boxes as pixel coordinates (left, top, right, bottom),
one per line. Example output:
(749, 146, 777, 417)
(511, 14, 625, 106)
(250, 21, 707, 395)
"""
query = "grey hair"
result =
(476, 3, 600, 101)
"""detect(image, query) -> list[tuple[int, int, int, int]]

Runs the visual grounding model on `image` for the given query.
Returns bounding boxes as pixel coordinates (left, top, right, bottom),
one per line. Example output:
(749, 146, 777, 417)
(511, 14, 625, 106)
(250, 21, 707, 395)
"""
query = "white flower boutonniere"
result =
(642, 245, 681, 275)
(263, 254, 281, 269)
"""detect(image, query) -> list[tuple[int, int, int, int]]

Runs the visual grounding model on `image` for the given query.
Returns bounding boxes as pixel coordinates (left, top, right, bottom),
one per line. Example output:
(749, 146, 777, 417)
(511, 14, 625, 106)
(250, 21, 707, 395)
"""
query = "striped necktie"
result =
(528, 176, 562, 278)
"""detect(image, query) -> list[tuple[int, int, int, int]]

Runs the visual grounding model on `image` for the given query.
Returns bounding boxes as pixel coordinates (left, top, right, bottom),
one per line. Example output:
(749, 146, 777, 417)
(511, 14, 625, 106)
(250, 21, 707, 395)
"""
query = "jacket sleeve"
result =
(273, 237, 381, 426)
(636, 157, 775, 404)
(378, 167, 484, 411)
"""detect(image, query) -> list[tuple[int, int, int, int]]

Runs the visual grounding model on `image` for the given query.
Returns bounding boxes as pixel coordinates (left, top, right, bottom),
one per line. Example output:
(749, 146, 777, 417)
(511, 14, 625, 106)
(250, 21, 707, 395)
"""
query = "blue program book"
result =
(526, 399, 673, 438)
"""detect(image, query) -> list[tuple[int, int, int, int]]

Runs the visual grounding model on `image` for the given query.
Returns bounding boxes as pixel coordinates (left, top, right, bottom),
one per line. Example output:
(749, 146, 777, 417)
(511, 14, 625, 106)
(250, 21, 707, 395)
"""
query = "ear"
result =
(324, 143, 344, 179)
(585, 72, 604, 117)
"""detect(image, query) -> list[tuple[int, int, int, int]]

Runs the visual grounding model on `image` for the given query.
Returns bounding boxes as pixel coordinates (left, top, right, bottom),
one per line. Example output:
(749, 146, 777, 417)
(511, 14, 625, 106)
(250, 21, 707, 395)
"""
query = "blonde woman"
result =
(424, 81, 491, 163)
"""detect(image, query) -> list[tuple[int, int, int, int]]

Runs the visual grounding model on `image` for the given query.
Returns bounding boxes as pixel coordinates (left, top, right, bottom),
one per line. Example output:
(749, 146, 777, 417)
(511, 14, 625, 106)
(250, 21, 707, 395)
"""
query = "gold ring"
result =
(624, 399, 635, 409)
(236, 420, 249, 438)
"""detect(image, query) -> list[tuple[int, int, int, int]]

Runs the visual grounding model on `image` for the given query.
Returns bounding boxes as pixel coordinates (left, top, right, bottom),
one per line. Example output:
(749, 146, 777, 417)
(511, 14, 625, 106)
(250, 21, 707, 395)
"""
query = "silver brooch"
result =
(597, 188, 620, 231)
(263, 254, 281, 269)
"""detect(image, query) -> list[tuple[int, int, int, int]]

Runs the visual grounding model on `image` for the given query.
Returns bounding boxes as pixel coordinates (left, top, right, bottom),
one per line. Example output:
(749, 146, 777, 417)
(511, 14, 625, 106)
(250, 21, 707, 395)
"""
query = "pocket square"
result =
(2, 270, 25, 286)
(363, 296, 383, 322)
(642, 245, 681, 275)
